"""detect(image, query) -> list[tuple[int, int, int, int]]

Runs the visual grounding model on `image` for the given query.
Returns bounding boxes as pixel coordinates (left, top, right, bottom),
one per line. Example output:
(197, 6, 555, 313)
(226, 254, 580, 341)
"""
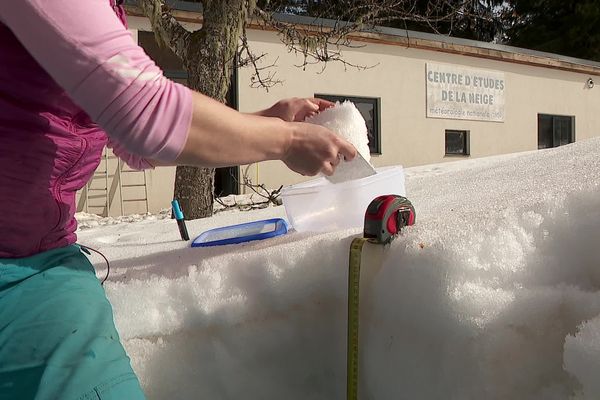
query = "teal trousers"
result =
(0, 245, 145, 400)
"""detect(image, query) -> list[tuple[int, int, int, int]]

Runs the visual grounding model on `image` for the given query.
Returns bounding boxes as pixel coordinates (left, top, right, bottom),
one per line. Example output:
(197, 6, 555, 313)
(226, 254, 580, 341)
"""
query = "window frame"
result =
(445, 129, 470, 156)
(537, 113, 575, 149)
(314, 94, 382, 155)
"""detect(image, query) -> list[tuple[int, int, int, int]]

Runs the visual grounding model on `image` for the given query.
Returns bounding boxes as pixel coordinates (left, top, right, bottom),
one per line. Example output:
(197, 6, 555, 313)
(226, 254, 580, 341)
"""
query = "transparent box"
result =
(280, 166, 406, 232)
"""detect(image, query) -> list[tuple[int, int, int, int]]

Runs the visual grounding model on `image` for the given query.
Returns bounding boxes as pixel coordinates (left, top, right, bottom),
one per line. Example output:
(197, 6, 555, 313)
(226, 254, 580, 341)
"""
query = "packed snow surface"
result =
(77, 137, 600, 400)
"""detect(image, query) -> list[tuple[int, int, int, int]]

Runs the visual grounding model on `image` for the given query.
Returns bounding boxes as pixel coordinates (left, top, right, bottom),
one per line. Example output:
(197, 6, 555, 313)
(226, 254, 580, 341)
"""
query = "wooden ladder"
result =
(84, 149, 111, 216)
(83, 148, 149, 216)
(117, 158, 150, 215)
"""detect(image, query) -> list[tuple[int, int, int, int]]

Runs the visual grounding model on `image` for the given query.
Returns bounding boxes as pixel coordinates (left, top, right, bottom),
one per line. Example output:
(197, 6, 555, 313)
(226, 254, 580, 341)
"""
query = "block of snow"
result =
(77, 137, 600, 400)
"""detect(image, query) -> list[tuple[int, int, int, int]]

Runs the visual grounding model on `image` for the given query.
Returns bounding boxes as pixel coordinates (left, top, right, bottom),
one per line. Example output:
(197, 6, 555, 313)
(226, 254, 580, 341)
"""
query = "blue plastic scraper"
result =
(191, 218, 289, 247)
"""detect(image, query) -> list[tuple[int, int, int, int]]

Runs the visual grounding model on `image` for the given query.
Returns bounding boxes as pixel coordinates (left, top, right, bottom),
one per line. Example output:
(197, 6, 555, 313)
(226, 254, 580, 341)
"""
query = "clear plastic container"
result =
(280, 166, 406, 232)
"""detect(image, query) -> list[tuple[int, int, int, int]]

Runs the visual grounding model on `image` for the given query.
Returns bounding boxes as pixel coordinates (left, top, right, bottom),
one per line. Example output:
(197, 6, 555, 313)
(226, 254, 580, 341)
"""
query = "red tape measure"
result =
(347, 195, 415, 400)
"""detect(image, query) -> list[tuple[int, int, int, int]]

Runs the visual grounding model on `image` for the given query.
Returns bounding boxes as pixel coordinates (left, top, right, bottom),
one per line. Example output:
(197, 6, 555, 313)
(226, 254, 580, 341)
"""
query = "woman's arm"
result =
(172, 94, 353, 176)
(148, 97, 347, 174)
(252, 97, 335, 122)
(0, 0, 355, 176)
(175, 93, 354, 176)
(1, 0, 190, 162)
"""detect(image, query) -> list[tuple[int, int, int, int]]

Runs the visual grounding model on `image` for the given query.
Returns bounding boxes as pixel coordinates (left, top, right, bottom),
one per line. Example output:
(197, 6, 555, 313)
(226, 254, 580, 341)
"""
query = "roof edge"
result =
(123, 1, 600, 76)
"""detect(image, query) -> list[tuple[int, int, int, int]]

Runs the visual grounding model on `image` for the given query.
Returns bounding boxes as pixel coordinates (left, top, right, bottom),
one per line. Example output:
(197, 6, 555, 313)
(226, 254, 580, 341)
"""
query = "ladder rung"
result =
(85, 147, 149, 217)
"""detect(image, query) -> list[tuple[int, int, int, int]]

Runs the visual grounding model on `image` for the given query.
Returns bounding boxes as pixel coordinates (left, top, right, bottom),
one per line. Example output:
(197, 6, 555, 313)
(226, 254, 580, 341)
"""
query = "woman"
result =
(0, 1, 356, 399)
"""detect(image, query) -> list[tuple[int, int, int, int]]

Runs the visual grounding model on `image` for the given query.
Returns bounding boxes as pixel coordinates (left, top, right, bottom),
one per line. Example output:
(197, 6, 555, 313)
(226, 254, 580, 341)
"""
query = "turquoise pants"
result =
(0, 245, 145, 400)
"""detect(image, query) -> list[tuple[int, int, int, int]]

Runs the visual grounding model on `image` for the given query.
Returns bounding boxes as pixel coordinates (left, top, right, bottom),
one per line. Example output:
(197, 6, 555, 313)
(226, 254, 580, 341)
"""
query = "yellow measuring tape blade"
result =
(347, 237, 369, 400)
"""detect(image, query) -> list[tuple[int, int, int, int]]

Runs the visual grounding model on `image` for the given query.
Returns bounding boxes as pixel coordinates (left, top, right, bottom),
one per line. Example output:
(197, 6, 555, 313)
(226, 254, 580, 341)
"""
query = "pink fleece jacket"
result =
(0, 0, 193, 257)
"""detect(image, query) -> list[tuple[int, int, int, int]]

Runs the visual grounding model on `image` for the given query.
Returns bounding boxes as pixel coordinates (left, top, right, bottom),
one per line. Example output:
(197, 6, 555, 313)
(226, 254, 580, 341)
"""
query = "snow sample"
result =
(305, 100, 371, 162)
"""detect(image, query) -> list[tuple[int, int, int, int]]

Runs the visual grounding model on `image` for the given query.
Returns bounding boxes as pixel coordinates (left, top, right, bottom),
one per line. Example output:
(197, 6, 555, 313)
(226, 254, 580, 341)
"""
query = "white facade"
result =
(236, 28, 600, 189)
(77, 11, 600, 216)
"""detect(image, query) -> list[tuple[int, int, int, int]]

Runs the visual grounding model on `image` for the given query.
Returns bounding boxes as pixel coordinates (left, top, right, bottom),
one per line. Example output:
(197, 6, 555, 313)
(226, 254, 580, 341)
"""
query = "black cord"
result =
(79, 244, 111, 285)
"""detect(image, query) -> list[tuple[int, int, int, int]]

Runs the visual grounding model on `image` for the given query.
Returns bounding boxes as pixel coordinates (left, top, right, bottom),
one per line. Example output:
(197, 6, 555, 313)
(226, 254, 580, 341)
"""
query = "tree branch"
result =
(136, 0, 191, 60)
(253, 7, 380, 72)
(251, 0, 489, 72)
(238, 24, 283, 90)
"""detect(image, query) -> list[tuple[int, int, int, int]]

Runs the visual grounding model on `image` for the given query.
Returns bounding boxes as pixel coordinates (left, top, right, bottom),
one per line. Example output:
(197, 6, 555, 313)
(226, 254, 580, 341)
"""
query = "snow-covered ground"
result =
(77, 137, 600, 400)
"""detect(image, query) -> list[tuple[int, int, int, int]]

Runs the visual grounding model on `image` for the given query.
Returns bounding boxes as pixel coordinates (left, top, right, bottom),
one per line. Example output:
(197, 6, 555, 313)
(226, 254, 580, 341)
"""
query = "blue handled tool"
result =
(171, 199, 190, 241)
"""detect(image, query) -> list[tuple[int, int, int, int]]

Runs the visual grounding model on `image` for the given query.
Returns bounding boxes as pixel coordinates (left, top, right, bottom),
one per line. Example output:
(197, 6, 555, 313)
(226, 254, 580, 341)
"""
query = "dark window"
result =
(538, 114, 575, 149)
(445, 130, 470, 156)
(315, 94, 381, 154)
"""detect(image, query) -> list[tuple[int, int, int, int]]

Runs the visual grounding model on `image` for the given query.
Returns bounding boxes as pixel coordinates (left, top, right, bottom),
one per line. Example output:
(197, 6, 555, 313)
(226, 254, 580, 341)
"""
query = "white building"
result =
(77, 2, 600, 216)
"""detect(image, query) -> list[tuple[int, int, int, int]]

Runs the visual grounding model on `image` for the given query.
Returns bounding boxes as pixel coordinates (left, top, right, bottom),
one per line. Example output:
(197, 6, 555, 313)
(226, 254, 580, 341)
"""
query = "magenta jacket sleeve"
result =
(107, 138, 155, 170)
(0, 0, 193, 164)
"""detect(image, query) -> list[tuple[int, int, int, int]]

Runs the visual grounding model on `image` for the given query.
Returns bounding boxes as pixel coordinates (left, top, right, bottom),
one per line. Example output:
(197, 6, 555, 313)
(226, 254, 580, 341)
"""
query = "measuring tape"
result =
(347, 236, 368, 400)
(346, 195, 416, 400)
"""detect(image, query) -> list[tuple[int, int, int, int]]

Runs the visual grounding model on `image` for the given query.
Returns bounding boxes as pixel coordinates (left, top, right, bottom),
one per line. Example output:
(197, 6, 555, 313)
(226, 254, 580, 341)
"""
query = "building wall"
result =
(237, 29, 600, 190)
(80, 16, 600, 215)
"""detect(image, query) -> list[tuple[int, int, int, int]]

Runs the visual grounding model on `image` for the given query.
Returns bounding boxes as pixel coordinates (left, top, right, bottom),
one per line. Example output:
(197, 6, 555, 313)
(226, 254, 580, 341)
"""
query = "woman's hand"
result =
(282, 122, 356, 176)
(252, 97, 355, 176)
(174, 92, 355, 177)
(255, 97, 334, 122)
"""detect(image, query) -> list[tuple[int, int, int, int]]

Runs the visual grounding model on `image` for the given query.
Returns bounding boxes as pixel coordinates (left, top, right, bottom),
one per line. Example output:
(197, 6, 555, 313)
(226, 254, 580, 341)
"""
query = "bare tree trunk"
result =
(139, 0, 253, 219)
(175, 0, 252, 219)
(173, 166, 215, 219)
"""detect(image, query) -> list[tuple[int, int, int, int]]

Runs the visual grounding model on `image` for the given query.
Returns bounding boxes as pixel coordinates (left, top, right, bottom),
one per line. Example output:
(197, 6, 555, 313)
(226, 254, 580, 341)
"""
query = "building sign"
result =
(426, 63, 505, 122)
